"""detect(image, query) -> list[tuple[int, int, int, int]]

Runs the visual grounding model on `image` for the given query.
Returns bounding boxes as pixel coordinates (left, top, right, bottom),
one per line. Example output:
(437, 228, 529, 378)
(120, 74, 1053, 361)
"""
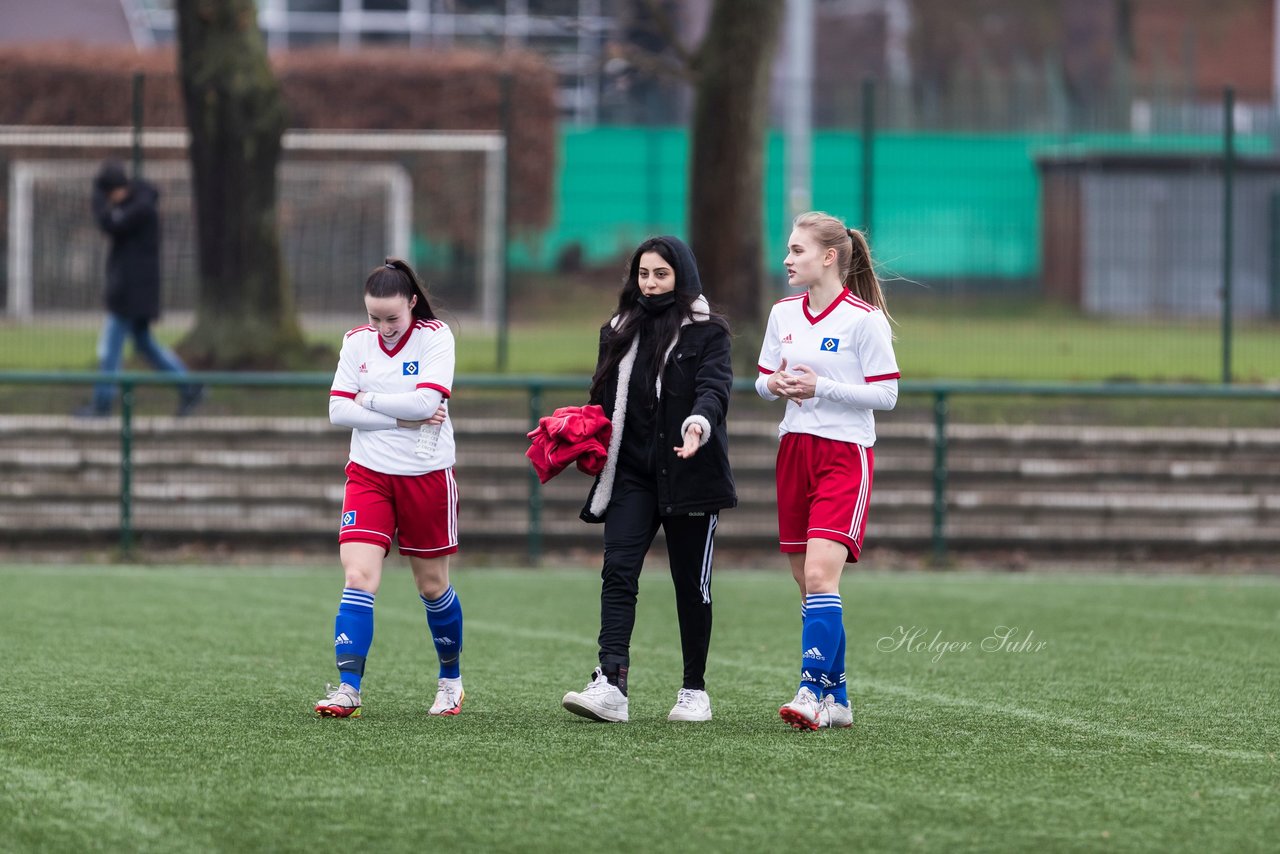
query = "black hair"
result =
(589, 237, 729, 403)
(364, 257, 436, 320)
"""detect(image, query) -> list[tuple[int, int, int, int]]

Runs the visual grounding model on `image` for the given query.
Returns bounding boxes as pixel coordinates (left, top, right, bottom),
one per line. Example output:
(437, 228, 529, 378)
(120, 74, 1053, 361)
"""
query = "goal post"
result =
(0, 127, 506, 325)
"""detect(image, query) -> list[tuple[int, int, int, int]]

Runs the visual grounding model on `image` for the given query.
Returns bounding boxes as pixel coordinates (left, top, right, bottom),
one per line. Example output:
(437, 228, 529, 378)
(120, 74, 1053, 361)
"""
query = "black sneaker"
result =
(176, 386, 206, 417)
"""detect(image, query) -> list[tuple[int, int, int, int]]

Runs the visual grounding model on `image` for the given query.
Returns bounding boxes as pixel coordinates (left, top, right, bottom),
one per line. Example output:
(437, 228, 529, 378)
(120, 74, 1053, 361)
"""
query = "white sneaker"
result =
(779, 686, 820, 731)
(428, 677, 464, 716)
(818, 694, 853, 728)
(667, 688, 712, 722)
(562, 667, 629, 722)
(315, 682, 362, 718)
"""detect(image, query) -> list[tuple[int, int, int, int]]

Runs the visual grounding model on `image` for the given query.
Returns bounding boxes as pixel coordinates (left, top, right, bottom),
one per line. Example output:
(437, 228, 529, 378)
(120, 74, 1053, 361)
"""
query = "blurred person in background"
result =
(315, 258, 462, 720)
(76, 160, 204, 417)
(561, 235, 736, 724)
(756, 212, 900, 731)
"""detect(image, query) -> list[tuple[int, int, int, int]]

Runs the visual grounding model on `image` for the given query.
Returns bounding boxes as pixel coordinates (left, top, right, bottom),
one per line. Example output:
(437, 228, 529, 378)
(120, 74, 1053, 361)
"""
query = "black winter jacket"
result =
(92, 179, 162, 320)
(580, 315, 738, 522)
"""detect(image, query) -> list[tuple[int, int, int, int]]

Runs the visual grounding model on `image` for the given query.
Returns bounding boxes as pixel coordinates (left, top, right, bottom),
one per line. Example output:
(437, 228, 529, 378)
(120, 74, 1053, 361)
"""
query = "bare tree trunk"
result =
(688, 0, 784, 345)
(175, 0, 308, 369)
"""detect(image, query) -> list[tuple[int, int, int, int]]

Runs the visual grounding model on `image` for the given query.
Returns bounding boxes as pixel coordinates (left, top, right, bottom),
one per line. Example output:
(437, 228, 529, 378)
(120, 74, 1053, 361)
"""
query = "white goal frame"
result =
(1, 126, 506, 324)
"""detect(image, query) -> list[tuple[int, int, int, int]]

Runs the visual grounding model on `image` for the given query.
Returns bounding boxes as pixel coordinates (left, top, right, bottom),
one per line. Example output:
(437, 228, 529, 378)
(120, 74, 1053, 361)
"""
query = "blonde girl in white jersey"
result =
(755, 213, 900, 731)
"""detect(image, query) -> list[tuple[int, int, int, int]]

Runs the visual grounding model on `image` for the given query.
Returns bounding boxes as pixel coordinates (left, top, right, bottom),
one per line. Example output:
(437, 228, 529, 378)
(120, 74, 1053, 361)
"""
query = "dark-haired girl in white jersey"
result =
(315, 258, 464, 720)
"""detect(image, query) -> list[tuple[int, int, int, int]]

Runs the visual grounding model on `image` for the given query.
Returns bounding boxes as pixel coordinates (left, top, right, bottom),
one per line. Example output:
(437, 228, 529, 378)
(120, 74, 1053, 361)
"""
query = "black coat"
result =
(580, 317, 738, 522)
(92, 179, 162, 320)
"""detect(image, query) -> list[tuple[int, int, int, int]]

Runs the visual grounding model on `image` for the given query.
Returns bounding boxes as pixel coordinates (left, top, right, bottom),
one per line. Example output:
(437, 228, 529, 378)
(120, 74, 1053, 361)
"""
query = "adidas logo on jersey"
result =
(358, 362, 368, 373)
(335, 632, 353, 646)
(781, 333, 793, 344)
(802, 646, 826, 661)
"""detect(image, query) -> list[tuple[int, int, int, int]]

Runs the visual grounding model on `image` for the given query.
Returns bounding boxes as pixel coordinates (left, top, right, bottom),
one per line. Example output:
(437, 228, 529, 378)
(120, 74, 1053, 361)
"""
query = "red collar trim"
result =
(379, 323, 414, 357)
(802, 289, 847, 325)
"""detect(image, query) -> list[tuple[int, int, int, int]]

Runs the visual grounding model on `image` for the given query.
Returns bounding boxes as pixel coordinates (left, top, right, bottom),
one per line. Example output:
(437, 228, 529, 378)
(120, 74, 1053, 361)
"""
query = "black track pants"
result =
(598, 477, 718, 690)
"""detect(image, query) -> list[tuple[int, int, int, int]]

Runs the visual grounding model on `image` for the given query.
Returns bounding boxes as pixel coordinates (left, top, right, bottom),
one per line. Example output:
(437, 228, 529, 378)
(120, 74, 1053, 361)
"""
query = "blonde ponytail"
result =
(844, 227, 891, 320)
(793, 212, 892, 322)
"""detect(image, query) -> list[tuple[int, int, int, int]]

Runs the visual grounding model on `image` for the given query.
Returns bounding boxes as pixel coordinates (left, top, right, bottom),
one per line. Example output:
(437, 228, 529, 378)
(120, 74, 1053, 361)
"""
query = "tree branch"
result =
(605, 40, 694, 84)
(636, 0, 696, 70)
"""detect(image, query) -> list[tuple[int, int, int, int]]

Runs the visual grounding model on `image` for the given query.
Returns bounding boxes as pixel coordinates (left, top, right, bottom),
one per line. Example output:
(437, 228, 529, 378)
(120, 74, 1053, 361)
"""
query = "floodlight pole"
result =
(782, 0, 813, 222)
(861, 77, 875, 235)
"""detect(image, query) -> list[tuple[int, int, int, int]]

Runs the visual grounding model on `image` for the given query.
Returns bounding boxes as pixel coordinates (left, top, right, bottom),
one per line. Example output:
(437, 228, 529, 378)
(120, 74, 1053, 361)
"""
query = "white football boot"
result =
(315, 682, 362, 718)
(818, 694, 853, 728)
(428, 677, 465, 716)
(779, 686, 820, 731)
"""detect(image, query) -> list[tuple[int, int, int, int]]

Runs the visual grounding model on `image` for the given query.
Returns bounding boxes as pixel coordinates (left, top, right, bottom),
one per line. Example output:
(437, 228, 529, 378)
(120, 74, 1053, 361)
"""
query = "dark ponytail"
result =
(364, 257, 436, 320)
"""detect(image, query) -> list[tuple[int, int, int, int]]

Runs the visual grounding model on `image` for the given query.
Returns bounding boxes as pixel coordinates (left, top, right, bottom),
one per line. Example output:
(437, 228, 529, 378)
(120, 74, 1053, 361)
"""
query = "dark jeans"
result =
(91, 313, 199, 413)
(598, 471, 719, 691)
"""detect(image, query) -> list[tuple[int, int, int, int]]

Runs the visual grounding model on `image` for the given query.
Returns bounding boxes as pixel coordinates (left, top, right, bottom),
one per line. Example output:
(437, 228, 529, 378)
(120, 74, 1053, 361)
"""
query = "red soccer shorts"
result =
(339, 461, 459, 557)
(775, 432, 875, 563)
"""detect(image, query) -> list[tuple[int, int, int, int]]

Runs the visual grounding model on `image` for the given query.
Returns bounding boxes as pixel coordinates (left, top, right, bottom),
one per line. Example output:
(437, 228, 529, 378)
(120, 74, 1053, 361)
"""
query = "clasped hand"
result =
(769, 358, 816, 405)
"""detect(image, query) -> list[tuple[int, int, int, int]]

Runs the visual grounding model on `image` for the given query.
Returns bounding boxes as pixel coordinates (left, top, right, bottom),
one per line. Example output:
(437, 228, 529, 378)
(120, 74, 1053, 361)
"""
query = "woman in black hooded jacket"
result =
(561, 235, 736, 724)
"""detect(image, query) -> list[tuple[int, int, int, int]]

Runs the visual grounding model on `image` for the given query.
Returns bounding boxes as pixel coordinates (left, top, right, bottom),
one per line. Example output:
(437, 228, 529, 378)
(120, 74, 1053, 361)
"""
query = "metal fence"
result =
(3, 371, 1278, 566)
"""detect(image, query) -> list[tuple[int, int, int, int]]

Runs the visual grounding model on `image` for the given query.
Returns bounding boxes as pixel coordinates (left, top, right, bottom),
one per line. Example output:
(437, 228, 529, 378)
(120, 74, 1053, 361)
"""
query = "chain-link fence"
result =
(3, 70, 1278, 383)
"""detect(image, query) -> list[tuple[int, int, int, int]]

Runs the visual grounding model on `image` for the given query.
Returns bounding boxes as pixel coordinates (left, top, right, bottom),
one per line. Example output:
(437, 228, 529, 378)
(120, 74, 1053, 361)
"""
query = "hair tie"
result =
(385, 262, 396, 270)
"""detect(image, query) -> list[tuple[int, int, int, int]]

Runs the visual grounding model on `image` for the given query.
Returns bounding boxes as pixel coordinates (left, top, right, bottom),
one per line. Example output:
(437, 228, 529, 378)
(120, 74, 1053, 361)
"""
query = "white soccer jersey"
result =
(756, 290, 900, 446)
(330, 319, 456, 475)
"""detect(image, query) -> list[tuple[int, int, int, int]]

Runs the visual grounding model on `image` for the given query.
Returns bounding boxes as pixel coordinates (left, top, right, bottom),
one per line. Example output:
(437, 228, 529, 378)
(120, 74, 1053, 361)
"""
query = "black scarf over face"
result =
(590, 235, 708, 404)
(638, 291, 677, 314)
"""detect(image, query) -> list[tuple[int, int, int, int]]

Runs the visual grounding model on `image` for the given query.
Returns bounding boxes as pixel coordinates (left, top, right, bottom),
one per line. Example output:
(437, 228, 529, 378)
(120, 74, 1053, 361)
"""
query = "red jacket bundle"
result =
(525, 404, 613, 484)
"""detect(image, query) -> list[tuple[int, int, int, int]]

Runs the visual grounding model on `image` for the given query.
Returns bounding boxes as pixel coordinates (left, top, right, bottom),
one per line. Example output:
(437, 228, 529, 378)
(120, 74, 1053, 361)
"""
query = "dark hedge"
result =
(0, 44, 556, 231)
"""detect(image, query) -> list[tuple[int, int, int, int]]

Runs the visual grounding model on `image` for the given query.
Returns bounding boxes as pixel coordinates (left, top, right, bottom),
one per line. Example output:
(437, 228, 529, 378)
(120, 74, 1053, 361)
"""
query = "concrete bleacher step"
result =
(2, 415, 1279, 558)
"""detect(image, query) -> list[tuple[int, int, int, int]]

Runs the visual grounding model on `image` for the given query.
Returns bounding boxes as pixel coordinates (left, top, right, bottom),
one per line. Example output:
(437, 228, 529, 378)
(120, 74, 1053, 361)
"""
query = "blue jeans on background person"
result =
(88, 313, 202, 415)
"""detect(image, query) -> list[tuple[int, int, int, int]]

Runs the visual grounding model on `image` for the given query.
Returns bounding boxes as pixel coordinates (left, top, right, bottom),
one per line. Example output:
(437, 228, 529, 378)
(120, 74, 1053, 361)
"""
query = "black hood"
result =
(651, 235, 703, 297)
(95, 161, 129, 191)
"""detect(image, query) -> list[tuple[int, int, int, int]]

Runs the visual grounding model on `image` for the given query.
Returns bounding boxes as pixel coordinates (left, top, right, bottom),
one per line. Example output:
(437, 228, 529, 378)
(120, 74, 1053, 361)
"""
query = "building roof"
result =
(0, 0, 136, 47)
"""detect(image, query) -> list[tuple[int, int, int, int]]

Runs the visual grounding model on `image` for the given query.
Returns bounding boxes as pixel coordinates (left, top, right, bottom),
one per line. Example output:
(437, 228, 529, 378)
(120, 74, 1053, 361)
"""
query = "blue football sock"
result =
(800, 593, 843, 696)
(334, 587, 375, 691)
(421, 586, 463, 679)
(827, 624, 849, 706)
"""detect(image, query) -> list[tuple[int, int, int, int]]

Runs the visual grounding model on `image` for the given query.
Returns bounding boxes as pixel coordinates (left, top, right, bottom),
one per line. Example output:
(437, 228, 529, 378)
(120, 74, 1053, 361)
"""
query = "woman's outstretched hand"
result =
(674, 423, 703, 459)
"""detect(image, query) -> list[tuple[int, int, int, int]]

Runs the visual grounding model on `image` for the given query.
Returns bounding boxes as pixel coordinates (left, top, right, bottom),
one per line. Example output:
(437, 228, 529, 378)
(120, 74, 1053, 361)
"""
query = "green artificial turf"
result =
(1, 566, 1277, 853)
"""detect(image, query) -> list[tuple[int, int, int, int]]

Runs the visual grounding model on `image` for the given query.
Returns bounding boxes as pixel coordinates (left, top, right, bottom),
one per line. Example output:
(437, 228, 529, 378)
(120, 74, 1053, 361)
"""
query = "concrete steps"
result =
(2, 415, 1278, 560)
